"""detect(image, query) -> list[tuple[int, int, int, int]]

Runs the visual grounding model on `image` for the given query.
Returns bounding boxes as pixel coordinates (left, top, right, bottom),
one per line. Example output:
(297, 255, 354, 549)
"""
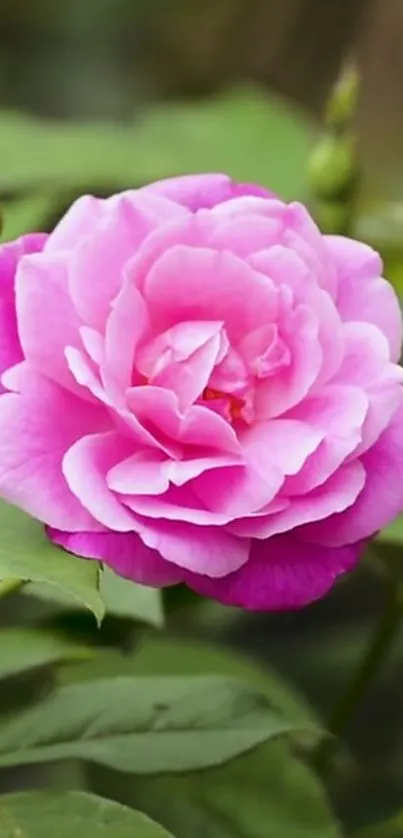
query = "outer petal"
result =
(183, 535, 362, 611)
(16, 250, 92, 398)
(68, 192, 188, 330)
(45, 195, 107, 252)
(282, 203, 337, 297)
(231, 462, 365, 538)
(0, 234, 47, 390)
(0, 373, 108, 529)
(47, 528, 183, 586)
(302, 401, 403, 546)
(128, 516, 250, 577)
(142, 174, 273, 211)
(327, 235, 402, 362)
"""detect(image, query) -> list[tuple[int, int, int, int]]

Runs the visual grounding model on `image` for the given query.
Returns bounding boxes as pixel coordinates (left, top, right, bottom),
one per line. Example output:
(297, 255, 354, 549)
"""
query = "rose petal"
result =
(126, 386, 241, 453)
(62, 432, 136, 531)
(327, 235, 402, 362)
(143, 246, 279, 342)
(68, 193, 187, 330)
(142, 173, 273, 211)
(107, 450, 169, 495)
(0, 373, 108, 529)
(104, 280, 151, 391)
(254, 304, 323, 418)
(129, 515, 250, 576)
(285, 385, 368, 493)
(302, 400, 403, 546)
(231, 461, 366, 538)
(183, 534, 362, 610)
(0, 235, 47, 390)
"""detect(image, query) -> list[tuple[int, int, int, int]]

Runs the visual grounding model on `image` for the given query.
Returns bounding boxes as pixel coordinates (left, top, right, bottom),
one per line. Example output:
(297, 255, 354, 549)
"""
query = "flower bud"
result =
(325, 66, 359, 131)
(308, 135, 358, 201)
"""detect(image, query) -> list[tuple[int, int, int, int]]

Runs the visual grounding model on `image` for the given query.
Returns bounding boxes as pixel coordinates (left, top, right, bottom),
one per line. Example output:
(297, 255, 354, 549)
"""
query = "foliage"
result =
(0, 791, 174, 837)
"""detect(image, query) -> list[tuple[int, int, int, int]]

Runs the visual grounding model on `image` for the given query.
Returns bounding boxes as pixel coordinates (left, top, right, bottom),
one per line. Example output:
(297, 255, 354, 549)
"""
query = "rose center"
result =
(202, 386, 246, 423)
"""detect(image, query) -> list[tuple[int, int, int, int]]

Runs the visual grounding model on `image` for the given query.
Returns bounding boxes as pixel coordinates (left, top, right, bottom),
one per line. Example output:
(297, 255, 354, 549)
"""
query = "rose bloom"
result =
(0, 174, 402, 611)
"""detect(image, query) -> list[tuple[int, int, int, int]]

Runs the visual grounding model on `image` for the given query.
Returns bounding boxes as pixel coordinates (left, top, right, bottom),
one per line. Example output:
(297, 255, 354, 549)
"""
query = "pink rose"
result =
(0, 173, 402, 611)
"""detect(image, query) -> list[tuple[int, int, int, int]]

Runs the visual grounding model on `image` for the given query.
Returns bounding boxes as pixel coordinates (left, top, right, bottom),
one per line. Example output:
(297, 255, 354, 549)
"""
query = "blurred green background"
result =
(2, 1, 403, 836)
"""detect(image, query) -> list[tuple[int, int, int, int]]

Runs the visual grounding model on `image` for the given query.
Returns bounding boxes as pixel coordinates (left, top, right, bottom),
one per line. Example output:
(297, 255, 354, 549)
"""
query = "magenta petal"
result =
(151, 332, 222, 412)
(16, 250, 90, 397)
(62, 432, 136, 531)
(285, 385, 368, 492)
(107, 450, 169, 495)
(47, 528, 183, 586)
(192, 463, 283, 518)
(254, 305, 323, 419)
(0, 373, 108, 529)
(143, 246, 279, 342)
(142, 174, 273, 211)
(183, 535, 362, 611)
(231, 461, 366, 538)
(327, 235, 402, 362)
(130, 516, 250, 576)
(68, 193, 186, 330)
(303, 400, 403, 546)
(46, 195, 106, 252)
(0, 235, 47, 390)
(126, 386, 240, 454)
(104, 281, 150, 392)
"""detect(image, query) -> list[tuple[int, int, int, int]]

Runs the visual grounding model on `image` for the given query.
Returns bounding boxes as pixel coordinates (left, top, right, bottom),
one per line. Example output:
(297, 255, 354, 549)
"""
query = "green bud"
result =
(308, 134, 358, 201)
(325, 66, 359, 131)
(313, 199, 352, 235)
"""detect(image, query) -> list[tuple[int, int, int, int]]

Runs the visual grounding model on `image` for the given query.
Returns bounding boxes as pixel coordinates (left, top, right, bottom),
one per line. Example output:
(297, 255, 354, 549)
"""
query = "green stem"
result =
(0, 578, 23, 600)
(316, 581, 403, 773)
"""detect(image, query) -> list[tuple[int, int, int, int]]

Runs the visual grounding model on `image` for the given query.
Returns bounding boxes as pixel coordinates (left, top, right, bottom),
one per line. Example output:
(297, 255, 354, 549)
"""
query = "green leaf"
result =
(133, 88, 313, 199)
(0, 628, 94, 681)
(62, 636, 318, 727)
(0, 791, 173, 837)
(0, 675, 320, 773)
(100, 567, 164, 627)
(0, 88, 312, 200)
(115, 741, 340, 838)
(80, 640, 334, 836)
(0, 501, 104, 623)
(1, 192, 56, 240)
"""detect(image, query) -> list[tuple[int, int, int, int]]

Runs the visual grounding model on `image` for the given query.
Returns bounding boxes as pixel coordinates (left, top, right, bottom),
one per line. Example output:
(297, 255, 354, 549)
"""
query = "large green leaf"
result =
(0, 675, 320, 773)
(64, 636, 317, 726)
(113, 742, 340, 838)
(0, 791, 173, 838)
(0, 502, 104, 623)
(100, 567, 163, 627)
(0, 628, 94, 681)
(82, 640, 334, 836)
(0, 88, 312, 203)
